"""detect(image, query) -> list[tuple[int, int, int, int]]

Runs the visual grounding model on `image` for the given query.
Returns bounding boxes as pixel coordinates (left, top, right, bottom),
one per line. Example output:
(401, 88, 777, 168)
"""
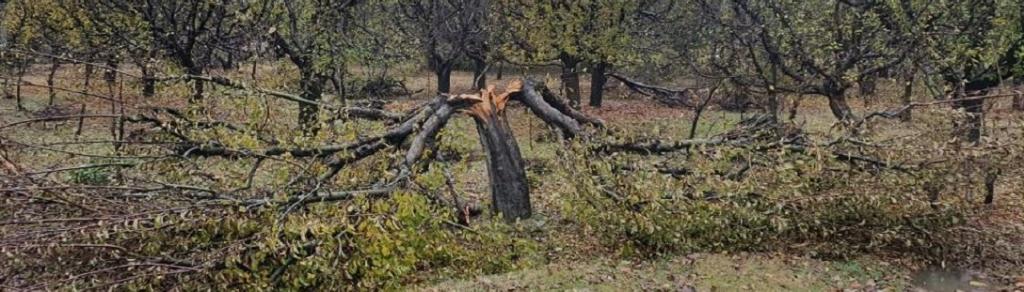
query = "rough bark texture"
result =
(1015, 91, 1024, 111)
(559, 52, 581, 108)
(858, 73, 877, 106)
(766, 92, 780, 122)
(958, 88, 987, 143)
(899, 71, 914, 122)
(436, 63, 453, 94)
(298, 72, 324, 136)
(589, 62, 608, 108)
(472, 57, 487, 90)
(1013, 80, 1023, 111)
(472, 105, 530, 221)
(824, 79, 856, 122)
(141, 65, 156, 97)
(187, 66, 204, 103)
(47, 61, 60, 106)
(455, 84, 532, 221)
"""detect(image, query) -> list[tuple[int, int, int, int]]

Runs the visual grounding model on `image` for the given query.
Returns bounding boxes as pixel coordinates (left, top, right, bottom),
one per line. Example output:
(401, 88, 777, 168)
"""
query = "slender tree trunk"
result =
(83, 63, 93, 95)
(471, 57, 487, 90)
(47, 60, 61, 106)
(588, 62, 608, 108)
(140, 64, 155, 97)
(435, 61, 452, 94)
(1013, 79, 1023, 111)
(496, 61, 504, 80)
(957, 86, 987, 143)
(559, 52, 581, 109)
(188, 66, 204, 103)
(331, 63, 346, 105)
(788, 94, 803, 121)
(15, 63, 24, 111)
(298, 71, 324, 136)
(766, 92, 780, 122)
(899, 70, 914, 121)
(858, 73, 877, 106)
(472, 105, 531, 222)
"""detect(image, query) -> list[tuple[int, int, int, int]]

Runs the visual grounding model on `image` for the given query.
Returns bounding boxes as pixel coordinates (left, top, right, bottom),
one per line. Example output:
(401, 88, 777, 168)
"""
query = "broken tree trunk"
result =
(457, 83, 532, 221)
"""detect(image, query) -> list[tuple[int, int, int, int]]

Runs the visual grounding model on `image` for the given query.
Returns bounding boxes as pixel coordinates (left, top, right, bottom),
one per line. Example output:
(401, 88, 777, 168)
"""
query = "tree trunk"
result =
(47, 61, 61, 106)
(899, 70, 914, 122)
(188, 66, 204, 103)
(141, 63, 155, 97)
(472, 57, 487, 90)
(766, 92, 780, 122)
(826, 92, 856, 122)
(471, 104, 531, 222)
(83, 63, 93, 95)
(1013, 79, 1023, 111)
(496, 61, 504, 80)
(298, 71, 324, 136)
(435, 62, 452, 94)
(15, 63, 24, 111)
(559, 52, 581, 109)
(1014, 91, 1024, 111)
(957, 87, 986, 143)
(824, 79, 856, 122)
(331, 64, 346, 105)
(589, 62, 608, 108)
(858, 73, 877, 106)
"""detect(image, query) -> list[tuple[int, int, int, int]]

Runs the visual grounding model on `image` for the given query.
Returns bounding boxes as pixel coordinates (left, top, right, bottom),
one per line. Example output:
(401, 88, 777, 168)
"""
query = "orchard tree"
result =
(694, 0, 908, 123)
(260, 0, 361, 135)
(496, 0, 642, 108)
(392, 0, 489, 94)
(919, 0, 1024, 142)
(90, 0, 250, 104)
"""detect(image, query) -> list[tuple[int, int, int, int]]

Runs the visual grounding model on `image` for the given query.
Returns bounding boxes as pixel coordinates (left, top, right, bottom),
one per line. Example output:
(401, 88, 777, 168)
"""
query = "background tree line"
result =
(2, 0, 1023, 138)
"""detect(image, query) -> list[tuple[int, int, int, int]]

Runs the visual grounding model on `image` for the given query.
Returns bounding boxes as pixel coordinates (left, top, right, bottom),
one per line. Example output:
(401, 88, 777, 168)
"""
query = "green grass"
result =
(417, 252, 909, 291)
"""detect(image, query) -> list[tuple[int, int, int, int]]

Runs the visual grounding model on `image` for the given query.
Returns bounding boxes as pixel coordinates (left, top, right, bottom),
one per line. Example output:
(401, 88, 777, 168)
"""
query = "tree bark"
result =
(824, 79, 856, 122)
(298, 71, 324, 136)
(435, 62, 452, 94)
(47, 60, 61, 106)
(559, 52, 581, 109)
(899, 70, 914, 122)
(496, 61, 504, 80)
(83, 63, 93, 95)
(140, 61, 156, 97)
(15, 63, 24, 111)
(589, 62, 608, 108)
(1013, 79, 1023, 111)
(858, 73, 877, 106)
(957, 88, 986, 143)
(188, 66, 205, 103)
(471, 104, 531, 222)
(472, 57, 487, 90)
(766, 92, 780, 122)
